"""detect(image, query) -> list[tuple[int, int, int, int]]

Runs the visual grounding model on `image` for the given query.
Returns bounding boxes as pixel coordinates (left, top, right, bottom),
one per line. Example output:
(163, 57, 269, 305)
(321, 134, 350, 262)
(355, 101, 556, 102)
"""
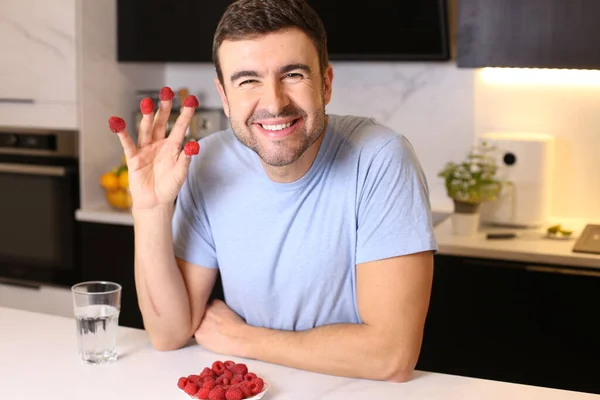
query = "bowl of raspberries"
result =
(177, 360, 269, 400)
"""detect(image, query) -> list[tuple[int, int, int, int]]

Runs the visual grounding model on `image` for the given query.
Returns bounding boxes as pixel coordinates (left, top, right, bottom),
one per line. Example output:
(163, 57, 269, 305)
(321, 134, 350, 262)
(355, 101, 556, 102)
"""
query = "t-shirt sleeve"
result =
(171, 164, 219, 269)
(355, 134, 438, 265)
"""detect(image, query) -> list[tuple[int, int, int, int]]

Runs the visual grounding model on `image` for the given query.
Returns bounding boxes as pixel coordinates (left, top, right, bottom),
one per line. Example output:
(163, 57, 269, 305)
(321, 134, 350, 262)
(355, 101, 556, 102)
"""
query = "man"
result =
(111, 0, 437, 383)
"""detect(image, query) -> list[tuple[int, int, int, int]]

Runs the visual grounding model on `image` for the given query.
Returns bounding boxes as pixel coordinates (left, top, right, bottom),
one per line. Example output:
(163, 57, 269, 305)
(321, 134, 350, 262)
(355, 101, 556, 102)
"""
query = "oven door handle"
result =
(0, 162, 67, 177)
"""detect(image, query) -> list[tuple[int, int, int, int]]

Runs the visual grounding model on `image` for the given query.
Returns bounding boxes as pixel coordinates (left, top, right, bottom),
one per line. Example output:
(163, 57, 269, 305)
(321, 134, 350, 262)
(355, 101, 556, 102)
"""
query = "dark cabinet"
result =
(417, 255, 600, 394)
(117, 0, 232, 62)
(80, 221, 224, 330)
(117, 0, 450, 63)
(457, 0, 600, 69)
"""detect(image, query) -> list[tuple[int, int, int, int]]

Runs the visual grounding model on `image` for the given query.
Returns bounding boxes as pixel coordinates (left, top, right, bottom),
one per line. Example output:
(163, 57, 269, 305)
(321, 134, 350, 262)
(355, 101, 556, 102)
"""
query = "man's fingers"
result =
(115, 128, 137, 160)
(137, 98, 156, 148)
(168, 95, 199, 147)
(153, 88, 174, 141)
(173, 148, 193, 184)
(108, 116, 137, 159)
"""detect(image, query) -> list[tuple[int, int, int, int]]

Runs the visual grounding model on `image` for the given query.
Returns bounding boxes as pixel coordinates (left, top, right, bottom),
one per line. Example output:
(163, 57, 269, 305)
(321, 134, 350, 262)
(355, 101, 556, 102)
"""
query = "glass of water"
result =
(71, 281, 122, 364)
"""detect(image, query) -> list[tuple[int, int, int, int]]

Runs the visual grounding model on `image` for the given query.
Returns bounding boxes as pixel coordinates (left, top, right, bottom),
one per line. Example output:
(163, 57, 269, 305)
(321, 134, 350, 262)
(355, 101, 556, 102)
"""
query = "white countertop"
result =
(434, 217, 600, 268)
(2, 306, 599, 400)
(76, 204, 133, 226)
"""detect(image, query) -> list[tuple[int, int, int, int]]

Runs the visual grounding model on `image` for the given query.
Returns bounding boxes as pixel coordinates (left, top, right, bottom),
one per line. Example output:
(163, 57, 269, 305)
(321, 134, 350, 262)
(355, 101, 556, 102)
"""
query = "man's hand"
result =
(194, 300, 249, 357)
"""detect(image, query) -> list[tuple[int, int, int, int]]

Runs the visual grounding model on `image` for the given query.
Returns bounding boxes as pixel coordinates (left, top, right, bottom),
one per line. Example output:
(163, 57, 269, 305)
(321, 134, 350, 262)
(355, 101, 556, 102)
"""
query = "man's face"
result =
(215, 28, 333, 167)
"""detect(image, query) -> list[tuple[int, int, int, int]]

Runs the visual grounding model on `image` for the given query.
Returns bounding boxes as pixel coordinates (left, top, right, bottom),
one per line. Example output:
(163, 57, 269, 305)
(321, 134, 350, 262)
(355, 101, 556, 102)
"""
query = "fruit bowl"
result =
(100, 157, 131, 211)
(179, 381, 270, 400)
(177, 360, 270, 400)
(104, 187, 132, 210)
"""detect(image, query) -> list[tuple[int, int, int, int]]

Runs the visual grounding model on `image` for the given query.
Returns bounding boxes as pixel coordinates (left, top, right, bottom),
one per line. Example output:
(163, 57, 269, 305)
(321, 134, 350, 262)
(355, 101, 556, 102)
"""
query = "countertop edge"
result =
(75, 207, 133, 226)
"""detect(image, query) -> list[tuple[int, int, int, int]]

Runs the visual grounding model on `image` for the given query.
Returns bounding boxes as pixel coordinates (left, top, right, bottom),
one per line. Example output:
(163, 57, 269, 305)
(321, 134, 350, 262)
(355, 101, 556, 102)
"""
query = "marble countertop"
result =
(434, 216, 600, 268)
(2, 306, 599, 400)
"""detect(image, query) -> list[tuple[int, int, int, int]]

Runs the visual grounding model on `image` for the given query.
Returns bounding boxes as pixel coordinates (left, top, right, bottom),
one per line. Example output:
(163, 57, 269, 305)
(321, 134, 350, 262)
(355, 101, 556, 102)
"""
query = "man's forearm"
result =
(241, 323, 417, 382)
(133, 205, 193, 350)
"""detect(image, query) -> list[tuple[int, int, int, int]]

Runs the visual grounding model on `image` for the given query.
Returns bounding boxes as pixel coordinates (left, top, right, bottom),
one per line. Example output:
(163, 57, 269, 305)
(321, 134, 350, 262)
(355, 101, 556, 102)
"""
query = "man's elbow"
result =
(379, 347, 419, 383)
(148, 331, 192, 352)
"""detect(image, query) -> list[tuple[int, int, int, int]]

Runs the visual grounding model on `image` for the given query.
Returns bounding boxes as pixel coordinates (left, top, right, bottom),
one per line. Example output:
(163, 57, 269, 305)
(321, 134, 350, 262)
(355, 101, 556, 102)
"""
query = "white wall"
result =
(165, 61, 475, 211)
(474, 68, 600, 220)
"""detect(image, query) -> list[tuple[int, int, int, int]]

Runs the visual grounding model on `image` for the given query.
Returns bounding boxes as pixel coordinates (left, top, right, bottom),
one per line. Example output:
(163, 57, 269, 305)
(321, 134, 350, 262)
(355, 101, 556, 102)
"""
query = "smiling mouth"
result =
(259, 119, 299, 131)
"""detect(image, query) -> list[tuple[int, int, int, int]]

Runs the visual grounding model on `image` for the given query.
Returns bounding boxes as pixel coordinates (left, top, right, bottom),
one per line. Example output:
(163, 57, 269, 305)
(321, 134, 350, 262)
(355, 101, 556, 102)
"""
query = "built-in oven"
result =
(0, 127, 80, 288)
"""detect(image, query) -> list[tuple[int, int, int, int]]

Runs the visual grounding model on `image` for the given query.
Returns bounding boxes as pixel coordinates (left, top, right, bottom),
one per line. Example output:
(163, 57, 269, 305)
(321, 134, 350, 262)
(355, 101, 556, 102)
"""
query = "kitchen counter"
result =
(2, 306, 599, 400)
(76, 204, 133, 226)
(434, 216, 600, 268)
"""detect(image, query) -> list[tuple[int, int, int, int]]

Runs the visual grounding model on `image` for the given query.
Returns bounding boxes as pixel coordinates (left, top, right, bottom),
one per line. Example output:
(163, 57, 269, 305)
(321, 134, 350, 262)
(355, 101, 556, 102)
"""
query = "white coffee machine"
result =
(478, 132, 556, 228)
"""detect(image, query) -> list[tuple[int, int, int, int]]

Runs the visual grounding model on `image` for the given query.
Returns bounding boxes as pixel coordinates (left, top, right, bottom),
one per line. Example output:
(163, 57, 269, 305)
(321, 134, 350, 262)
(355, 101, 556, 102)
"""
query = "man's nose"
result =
(261, 80, 290, 116)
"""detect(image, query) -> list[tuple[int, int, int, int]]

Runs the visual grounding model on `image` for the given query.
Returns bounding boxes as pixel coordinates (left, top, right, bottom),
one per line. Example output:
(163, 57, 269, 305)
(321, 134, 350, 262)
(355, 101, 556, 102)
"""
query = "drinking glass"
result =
(71, 281, 122, 364)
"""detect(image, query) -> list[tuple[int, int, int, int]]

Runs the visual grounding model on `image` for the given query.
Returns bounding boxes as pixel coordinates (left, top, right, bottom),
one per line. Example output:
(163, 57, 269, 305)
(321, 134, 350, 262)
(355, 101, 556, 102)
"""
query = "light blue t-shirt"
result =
(172, 114, 437, 331)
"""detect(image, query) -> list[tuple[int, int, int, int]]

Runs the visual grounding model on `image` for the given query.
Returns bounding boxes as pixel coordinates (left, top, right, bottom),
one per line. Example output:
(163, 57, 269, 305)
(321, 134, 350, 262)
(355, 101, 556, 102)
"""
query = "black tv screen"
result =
(309, 0, 450, 61)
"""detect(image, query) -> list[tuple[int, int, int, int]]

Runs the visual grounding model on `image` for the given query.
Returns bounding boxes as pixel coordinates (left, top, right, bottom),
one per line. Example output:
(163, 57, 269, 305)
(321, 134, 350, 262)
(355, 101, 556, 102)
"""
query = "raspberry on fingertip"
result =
(108, 116, 126, 133)
(140, 97, 154, 114)
(184, 141, 200, 156)
(159, 86, 175, 101)
(183, 95, 199, 108)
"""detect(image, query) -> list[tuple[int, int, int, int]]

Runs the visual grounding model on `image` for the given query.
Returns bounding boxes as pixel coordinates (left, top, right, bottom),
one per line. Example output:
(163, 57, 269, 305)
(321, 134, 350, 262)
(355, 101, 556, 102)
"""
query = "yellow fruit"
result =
(105, 189, 132, 210)
(100, 172, 119, 190)
(118, 170, 129, 188)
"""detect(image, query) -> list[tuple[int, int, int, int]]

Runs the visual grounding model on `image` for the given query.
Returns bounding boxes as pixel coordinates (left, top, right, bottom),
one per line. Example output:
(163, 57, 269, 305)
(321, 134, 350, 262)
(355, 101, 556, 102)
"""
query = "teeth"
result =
(261, 121, 293, 131)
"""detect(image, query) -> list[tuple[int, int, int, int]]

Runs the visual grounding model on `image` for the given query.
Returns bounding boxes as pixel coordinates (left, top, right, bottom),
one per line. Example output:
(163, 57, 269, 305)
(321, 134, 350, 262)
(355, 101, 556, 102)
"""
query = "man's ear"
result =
(214, 77, 230, 117)
(322, 64, 334, 105)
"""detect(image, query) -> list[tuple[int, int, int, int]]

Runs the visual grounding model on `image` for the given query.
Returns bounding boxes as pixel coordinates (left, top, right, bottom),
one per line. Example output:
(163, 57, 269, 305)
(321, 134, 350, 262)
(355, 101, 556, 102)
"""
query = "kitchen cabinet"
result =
(117, 0, 230, 62)
(457, 0, 600, 69)
(79, 221, 224, 330)
(417, 255, 600, 395)
(0, 282, 72, 318)
(0, 0, 78, 129)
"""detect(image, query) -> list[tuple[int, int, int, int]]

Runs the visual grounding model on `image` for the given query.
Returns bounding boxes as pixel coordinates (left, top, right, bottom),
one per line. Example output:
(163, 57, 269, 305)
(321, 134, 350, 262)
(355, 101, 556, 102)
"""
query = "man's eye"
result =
(285, 73, 303, 80)
(240, 79, 257, 86)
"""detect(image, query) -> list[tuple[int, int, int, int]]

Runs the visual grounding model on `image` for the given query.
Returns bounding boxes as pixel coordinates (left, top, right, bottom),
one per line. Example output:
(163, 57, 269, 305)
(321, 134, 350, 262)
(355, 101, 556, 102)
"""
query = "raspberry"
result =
(184, 382, 199, 396)
(197, 387, 211, 400)
(233, 374, 244, 382)
(230, 377, 242, 386)
(159, 86, 175, 101)
(184, 141, 200, 156)
(230, 364, 248, 376)
(203, 379, 216, 390)
(209, 385, 226, 400)
(140, 97, 154, 114)
(243, 373, 257, 382)
(177, 377, 188, 390)
(247, 378, 264, 396)
(224, 360, 236, 369)
(225, 387, 243, 400)
(108, 116, 126, 133)
(200, 367, 215, 380)
(188, 374, 201, 384)
(222, 369, 234, 380)
(237, 382, 252, 398)
(183, 95, 199, 108)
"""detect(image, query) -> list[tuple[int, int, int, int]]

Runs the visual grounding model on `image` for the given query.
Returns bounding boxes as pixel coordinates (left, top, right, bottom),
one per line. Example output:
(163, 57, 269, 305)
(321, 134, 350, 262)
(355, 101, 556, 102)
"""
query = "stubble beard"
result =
(229, 95, 327, 167)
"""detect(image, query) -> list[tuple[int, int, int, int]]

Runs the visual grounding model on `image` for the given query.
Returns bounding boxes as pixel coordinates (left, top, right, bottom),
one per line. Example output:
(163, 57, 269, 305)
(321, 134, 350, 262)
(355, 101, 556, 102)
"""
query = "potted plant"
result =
(438, 140, 503, 235)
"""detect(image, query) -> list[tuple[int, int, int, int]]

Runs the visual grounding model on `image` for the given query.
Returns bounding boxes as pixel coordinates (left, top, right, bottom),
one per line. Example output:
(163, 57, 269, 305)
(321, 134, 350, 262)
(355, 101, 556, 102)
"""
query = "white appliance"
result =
(478, 132, 555, 228)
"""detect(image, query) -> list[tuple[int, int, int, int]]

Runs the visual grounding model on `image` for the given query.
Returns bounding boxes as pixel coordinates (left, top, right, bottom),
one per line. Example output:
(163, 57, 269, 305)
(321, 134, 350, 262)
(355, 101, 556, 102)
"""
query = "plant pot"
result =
(451, 200, 480, 236)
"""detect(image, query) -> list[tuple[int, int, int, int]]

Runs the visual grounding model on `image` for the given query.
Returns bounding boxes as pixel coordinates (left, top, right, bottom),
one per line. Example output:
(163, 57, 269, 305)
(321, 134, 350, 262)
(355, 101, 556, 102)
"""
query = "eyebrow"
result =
(229, 63, 312, 83)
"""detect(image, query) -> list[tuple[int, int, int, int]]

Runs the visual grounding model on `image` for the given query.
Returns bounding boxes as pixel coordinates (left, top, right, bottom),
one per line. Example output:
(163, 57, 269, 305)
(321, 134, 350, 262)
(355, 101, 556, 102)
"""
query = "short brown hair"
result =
(212, 0, 329, 85)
